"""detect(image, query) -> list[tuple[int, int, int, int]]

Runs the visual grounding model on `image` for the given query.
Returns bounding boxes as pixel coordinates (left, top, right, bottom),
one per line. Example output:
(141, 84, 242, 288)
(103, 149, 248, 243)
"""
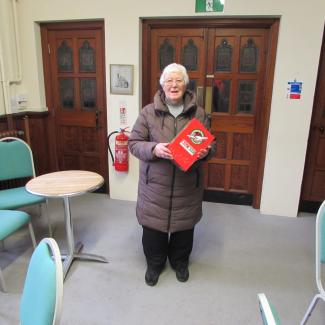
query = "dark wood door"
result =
(205, 28, 269, 206)
(142, 19, 279, 208)
(41, 22, 108, 191)
(301, 32, 325, 205)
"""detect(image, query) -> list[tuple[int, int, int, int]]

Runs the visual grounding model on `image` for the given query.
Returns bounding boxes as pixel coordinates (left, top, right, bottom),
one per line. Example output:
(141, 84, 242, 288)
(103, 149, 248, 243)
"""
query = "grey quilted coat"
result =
(129, 89, 214, 233)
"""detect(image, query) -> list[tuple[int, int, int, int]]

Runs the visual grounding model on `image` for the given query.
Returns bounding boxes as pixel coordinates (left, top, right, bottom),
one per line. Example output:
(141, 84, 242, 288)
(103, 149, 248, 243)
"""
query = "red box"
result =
(168, 118, 215, 171)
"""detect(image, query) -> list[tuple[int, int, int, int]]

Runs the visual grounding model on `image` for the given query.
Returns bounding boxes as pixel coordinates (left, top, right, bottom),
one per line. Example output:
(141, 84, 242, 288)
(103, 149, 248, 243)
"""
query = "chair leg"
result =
(300, 294, 323, 325)
(28, 221, 37, 249)
(0, 267, 7, 293)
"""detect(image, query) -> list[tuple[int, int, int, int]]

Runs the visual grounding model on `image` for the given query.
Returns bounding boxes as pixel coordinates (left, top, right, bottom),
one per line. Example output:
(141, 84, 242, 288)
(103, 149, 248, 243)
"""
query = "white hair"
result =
(159, 63, 189, 86)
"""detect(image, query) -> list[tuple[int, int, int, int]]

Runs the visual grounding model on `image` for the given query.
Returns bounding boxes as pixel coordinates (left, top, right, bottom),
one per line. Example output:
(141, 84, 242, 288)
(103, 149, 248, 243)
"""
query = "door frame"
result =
(40, 20, 109, 191)
(300, 26, 325, 212)
(142, 17, 279, 208)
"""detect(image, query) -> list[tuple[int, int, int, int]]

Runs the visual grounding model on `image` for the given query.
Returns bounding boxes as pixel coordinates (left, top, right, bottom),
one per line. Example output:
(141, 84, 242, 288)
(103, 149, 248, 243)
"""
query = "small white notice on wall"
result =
(119, 101, 127, 125)
(287, 80, 302, 99)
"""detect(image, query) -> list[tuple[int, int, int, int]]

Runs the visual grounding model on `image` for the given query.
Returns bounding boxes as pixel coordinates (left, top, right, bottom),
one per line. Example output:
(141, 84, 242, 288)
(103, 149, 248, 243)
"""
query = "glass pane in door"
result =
(212, 79, 230, 113)
(59, 78, 74, 109)
(215, 38, 232, 72)
(80, 78, 97, 110)
(57, 41, 73, 72)
(237, 80, 256, 113)
(79, 40, 96, 72)
(182, 39, 198, 71)
(159, 39, 175, 70)
(240, 38, 258, 73)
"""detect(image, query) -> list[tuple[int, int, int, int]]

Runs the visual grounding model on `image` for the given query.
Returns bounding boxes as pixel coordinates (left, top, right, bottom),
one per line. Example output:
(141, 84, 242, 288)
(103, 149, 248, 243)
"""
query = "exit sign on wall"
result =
(195, 0, 224, 12)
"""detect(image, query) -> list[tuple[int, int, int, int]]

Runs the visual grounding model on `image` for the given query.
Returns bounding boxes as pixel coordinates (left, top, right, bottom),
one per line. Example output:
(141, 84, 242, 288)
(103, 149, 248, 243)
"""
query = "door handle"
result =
(313, 124, 325, 134)
(95, 109, 102, 130)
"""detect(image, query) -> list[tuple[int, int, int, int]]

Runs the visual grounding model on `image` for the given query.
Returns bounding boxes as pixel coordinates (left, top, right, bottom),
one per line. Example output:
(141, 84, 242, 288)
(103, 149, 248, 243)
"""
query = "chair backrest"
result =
(258, 293, 281, 325)
(315, 200, 325, 296)
(20, 238, 63, 325)
(0, 137, 35, 181)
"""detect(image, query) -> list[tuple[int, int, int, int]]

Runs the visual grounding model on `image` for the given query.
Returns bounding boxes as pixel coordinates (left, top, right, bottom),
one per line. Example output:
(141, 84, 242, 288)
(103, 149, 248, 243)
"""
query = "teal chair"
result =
(0, 210, 36, 292)
(301, 200, 325, 325)
(0, 137, 52, 236)
(258, 293, 281, 325)
(20, 237, 63, 325)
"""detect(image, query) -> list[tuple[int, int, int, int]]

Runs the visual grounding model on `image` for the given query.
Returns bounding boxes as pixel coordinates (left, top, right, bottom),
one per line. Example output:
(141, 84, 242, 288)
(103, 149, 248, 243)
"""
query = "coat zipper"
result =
(167, 117, 178, 232)
(145, 165, 150, 184)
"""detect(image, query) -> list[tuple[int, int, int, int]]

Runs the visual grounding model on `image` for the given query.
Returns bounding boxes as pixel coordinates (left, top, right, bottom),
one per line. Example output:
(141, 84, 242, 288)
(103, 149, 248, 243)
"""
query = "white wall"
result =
(1, 0, 324, 216)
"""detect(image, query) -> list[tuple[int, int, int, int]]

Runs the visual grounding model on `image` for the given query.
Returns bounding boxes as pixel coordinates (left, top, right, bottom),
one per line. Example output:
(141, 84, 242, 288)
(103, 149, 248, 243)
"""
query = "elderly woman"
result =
(129, 63, 215, 286)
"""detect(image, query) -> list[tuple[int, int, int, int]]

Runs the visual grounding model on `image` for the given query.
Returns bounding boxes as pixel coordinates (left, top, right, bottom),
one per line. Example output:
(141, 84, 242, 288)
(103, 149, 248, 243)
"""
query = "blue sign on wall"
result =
(287, 81, 302, 99)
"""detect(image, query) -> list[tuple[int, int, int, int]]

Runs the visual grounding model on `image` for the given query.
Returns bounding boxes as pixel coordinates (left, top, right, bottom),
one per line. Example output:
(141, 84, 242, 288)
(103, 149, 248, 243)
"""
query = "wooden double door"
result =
(142, 19, 279, 208)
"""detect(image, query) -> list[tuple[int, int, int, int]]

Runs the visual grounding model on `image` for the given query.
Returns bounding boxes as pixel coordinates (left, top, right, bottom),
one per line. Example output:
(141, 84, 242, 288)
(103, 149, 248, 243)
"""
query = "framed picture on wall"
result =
(110, 64, 134, 95)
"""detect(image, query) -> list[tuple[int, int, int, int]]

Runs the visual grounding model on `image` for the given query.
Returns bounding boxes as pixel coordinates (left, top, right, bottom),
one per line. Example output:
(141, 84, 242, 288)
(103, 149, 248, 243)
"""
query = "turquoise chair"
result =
(301, 200, 325, 325)
(20, 238, 63, 325)
(258, 293, 281, 325)
(0, 137, 52, 236)
(0, 210, 36, 292)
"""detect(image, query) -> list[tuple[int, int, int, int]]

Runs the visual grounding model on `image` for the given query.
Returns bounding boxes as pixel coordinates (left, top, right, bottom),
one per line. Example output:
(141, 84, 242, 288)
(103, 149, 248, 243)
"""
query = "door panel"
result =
(301, 32, 325, 205)
(41, 22, 108, 190)
(142, 19, 279, 207)
(206, 29, 268, 195)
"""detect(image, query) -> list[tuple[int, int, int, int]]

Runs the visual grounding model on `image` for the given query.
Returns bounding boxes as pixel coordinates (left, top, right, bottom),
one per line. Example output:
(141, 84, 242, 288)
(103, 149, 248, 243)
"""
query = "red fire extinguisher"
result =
(107, 127, 129, 172)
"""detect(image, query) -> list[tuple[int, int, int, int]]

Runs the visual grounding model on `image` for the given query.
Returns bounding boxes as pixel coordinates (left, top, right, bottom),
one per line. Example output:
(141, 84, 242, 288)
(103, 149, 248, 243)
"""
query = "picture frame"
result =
(110, 64, 134, 95)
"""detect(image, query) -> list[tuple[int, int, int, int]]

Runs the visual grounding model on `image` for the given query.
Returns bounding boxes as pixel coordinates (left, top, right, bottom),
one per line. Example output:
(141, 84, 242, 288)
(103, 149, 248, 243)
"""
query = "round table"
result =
(26, 170, 108, 279)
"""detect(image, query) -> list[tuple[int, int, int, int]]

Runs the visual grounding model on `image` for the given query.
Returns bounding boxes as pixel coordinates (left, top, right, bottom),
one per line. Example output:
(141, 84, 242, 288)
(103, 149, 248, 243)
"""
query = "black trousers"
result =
(142, 226, 194, 271)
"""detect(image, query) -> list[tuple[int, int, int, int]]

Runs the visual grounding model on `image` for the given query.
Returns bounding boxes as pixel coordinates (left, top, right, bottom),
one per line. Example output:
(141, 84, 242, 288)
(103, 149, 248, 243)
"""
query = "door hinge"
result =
(48, 44, 50, 54)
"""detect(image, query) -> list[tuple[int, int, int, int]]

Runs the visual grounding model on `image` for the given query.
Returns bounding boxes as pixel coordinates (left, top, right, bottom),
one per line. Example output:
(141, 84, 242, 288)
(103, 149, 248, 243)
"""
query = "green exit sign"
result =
(195, 0, 224, 12)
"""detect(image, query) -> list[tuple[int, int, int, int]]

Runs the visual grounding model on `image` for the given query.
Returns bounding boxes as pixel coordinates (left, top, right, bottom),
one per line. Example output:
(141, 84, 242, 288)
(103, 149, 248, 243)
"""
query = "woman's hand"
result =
(153, 143, 173, 160)
(196, 146, 211, 160)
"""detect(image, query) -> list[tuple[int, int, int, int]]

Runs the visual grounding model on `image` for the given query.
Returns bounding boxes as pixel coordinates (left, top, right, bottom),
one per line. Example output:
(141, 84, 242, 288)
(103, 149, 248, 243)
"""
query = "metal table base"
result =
(62, 197, 108, 279)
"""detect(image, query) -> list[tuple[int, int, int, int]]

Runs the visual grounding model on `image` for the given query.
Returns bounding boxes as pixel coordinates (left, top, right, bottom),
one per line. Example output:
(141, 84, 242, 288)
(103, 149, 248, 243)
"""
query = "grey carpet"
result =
(0, 193, 324, 324)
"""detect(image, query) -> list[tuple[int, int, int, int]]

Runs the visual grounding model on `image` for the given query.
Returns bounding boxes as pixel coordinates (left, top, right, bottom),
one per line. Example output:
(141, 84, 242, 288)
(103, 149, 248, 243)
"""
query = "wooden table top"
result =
(26, 170, 104, 198)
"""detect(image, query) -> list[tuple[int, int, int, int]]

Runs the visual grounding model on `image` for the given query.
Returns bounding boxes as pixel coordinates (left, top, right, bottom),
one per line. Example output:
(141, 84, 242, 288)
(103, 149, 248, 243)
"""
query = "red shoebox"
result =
(168, 118, 215, 171)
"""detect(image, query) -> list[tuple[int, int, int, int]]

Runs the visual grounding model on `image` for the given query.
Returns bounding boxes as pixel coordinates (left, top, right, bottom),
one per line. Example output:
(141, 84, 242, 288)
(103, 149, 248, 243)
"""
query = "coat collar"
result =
(153, 89, 197, 115)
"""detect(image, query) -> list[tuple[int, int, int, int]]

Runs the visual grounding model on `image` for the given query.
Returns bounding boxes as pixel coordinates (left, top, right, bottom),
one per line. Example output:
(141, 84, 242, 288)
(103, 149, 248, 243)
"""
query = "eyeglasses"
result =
(165, 79, 184, 86)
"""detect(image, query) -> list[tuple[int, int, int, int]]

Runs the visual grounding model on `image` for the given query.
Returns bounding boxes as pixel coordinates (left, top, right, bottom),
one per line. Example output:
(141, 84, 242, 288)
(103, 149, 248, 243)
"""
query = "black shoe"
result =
(175, 266, 189, 282)
(145, 267, 161, 286)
